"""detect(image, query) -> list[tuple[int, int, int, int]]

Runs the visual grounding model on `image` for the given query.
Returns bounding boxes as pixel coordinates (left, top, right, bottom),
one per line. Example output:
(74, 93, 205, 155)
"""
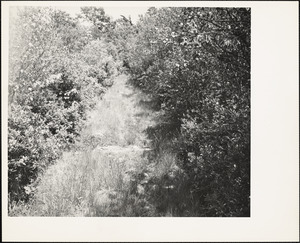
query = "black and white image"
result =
(8, 5, 250, 217)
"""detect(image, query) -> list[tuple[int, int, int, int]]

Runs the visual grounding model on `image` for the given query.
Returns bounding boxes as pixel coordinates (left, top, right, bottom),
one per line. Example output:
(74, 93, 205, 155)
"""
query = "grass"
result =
(31, 148, 147, 216)
(8, 74, 157, 216)
(8, 74, 196, 217)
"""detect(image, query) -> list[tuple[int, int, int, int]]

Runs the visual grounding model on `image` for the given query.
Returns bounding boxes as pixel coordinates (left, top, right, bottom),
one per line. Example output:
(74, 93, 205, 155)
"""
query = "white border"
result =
(2, 1, 299, 242)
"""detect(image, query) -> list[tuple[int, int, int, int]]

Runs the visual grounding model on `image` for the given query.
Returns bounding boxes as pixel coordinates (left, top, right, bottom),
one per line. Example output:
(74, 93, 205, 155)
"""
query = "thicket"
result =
(8, 6, 250, 217)
(8, 7, 122, 203)
(125, 7, 251, 216)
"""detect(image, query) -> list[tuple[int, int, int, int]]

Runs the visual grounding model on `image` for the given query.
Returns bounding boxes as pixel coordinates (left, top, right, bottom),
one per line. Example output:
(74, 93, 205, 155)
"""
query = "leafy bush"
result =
(126, 7, 250, 216)
(8, 7, 122, 203)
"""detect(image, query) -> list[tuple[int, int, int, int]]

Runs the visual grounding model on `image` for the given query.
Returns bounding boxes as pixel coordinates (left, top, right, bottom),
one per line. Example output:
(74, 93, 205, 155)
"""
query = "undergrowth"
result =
(8, 6, 250, 217)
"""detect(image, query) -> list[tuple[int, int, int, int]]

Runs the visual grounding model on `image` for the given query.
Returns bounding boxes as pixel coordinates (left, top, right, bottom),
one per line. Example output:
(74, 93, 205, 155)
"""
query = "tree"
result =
(126, 7, 250, 216)
(8, 6, 122, 203)
(80, 7, 112, 35)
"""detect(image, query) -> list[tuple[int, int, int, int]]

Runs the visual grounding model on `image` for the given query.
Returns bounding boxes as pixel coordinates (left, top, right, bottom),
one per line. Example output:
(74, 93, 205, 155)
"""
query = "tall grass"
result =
(9, 74, 198, 217)
(8, 75, 156, 216)
(32, 148, 148, 216)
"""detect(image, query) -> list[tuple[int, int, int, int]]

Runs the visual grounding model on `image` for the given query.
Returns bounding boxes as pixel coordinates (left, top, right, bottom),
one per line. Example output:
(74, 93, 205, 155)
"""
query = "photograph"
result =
(7, 5, 250, 217)
(2, 1, 298, 242)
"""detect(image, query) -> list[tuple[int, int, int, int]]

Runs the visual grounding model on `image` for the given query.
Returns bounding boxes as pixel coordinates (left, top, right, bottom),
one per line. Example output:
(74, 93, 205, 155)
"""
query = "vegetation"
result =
(8, 7, 122, 203)
(8, 6, 250, 217)
(120, 7, 251, 217)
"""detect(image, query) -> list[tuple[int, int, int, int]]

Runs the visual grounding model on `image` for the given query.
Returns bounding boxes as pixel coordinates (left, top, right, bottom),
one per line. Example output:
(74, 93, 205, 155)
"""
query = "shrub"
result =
(126, 7, 250, 216)
(8, 7, 122, 203)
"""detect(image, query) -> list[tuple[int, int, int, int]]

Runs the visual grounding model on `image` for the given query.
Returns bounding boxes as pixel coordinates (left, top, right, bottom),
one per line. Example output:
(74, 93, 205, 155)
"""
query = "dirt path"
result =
(34, 74, 157, 216)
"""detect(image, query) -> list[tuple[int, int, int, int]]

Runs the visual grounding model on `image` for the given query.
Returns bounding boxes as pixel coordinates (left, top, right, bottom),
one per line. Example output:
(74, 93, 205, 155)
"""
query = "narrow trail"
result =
(81, 74, 154, 150)
(34, 74, 158, 216)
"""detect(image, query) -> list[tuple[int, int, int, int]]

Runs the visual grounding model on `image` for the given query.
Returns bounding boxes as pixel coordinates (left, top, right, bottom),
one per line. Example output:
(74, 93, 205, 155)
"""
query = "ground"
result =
(27, 74, 159, 216)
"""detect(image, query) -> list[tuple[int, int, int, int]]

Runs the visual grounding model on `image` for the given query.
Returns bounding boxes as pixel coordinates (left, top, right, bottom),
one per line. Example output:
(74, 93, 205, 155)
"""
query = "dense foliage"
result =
(8, 6, 250, 217)
(125, 7, 250, 216)
(8, 7, 122, 202)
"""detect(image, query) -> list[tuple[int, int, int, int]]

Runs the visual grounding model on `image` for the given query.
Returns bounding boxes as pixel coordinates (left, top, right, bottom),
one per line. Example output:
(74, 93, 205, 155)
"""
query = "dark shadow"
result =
(144, 119, 181, 155)
(138, 98, 161, 111)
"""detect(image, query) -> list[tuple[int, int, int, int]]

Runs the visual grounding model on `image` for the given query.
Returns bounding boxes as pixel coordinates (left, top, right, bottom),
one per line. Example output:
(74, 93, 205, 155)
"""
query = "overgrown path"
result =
(33, 74, 157, 216)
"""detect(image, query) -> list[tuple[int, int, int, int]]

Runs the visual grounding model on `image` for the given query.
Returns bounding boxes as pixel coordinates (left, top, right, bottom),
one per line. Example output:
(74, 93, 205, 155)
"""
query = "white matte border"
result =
(2, 1, 299, 242)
